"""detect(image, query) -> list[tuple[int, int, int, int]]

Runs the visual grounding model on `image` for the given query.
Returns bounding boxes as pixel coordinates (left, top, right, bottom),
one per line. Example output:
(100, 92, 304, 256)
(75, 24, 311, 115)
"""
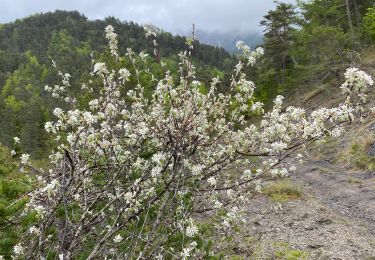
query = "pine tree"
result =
(260, 1, 296, 85)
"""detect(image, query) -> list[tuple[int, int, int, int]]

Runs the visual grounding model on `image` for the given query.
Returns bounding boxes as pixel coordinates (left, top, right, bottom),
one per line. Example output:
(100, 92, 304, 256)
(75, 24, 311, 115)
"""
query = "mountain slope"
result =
(0, 10, 237, 157)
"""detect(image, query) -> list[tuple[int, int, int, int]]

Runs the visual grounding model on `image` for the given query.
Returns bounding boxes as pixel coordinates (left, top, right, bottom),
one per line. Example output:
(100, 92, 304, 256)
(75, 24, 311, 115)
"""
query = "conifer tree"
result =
(260, 1, 296, 85)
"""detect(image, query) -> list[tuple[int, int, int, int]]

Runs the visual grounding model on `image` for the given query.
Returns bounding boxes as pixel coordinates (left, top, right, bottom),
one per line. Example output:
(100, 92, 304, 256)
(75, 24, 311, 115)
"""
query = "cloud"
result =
(0, 0, 296, 33)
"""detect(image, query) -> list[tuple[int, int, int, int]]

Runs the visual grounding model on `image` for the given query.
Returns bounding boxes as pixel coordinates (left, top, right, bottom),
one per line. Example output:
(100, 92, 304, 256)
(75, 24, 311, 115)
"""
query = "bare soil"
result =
(232, 160, 375, 259)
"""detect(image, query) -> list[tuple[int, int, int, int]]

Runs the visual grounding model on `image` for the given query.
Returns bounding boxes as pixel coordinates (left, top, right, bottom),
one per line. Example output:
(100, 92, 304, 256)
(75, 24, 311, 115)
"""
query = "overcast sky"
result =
(0, 0, 296, 33)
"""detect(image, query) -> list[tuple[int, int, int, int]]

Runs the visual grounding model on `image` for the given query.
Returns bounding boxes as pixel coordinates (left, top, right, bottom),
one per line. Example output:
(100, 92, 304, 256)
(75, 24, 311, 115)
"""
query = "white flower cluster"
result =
(20, 153, 29, 165)
(185, 219, 199, 237)
(45, 67, 74, 103)
(13, 136, 20, 144)
(143, 24, 157, 38)
(343, 67, 373, 89)
(13, 244, 24, 256)
(341, 67, 373, 106)
(105, 25, 118, 58)
(236, 41, 264, 66)
(93, 62, 108, 75)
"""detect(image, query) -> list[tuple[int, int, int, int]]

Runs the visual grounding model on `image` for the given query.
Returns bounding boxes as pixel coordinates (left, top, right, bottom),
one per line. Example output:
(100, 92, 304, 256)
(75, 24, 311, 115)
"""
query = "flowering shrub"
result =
(10, 25, 372, 259)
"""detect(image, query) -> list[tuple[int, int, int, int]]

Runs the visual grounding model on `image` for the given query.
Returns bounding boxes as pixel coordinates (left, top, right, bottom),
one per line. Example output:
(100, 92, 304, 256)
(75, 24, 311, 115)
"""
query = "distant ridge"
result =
(178, 29, 263, 53)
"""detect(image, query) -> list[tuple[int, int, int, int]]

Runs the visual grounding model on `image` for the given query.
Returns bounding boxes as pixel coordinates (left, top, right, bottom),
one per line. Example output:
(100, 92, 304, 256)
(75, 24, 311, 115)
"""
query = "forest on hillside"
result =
(0, 0, 374, 259)
(1, 1, 374, 159)
(0, 11, 236, 158)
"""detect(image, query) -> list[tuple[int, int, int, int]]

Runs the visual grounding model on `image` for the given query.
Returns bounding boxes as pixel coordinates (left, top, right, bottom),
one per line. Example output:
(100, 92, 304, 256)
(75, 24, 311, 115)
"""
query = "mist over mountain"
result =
(180, 29, 263, 53)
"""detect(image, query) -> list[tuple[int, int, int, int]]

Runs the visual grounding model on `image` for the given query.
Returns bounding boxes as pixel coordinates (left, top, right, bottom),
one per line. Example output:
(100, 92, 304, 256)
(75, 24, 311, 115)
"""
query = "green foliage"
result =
(273, 242, 310, 260)
(260, 2, 297, 86)
(0, 145, 31, 258)
(254, 0, 374, 108)
(0, 52, 49, 158)
(350, 141, 375, 171)
(364, 6, 375, 40)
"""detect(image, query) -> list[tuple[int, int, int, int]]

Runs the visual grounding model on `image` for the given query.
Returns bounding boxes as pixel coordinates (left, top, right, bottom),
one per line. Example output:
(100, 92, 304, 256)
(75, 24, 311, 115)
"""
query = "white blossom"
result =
(45, 121, 55, 133)
(20, 154, 30, 165)
(13, 244, 24, 256)
(118, 68, 131, 82)
(207, 177, 217, 186)
(93, 62, 108, 74)
(13, 136, 20, 144)
(53, 107, 64, 118)
(143, 24, 157, 38)
(186, 223, 198, 237)
(181, 247, 191, 259)
(113, 234, 123, 243)
(105, 25, 118, 58)
(29, 226, 40, 235)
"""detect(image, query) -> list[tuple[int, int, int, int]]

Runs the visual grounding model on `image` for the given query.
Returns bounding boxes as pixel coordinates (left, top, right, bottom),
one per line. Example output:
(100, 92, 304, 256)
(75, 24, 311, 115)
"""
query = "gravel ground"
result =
(229, 160, 375, 259)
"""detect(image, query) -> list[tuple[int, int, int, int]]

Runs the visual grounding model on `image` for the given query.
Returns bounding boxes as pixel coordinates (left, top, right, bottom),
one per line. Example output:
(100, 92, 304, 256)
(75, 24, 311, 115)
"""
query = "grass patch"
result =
(347, 175, 363, 184)
(350, 139, 375, 171)
(273, 242, 310, 260)
(318, 167, 330, 174)
(263, 179, 302, 203)
(338, 134, 375, 171)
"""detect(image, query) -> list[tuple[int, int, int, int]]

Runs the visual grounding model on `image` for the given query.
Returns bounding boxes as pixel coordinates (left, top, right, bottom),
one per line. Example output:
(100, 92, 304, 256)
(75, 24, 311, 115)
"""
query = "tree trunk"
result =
(281, 54, 286, 85)
(345, 0, 353, 30)
(344, 0, 355, 48)
(353, 0, 361, 27)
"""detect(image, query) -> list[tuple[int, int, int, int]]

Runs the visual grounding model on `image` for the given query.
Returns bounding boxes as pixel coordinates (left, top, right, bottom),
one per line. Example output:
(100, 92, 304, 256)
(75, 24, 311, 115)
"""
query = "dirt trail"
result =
(238, 160, 375, 259)
(293, 160, 375, 235)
